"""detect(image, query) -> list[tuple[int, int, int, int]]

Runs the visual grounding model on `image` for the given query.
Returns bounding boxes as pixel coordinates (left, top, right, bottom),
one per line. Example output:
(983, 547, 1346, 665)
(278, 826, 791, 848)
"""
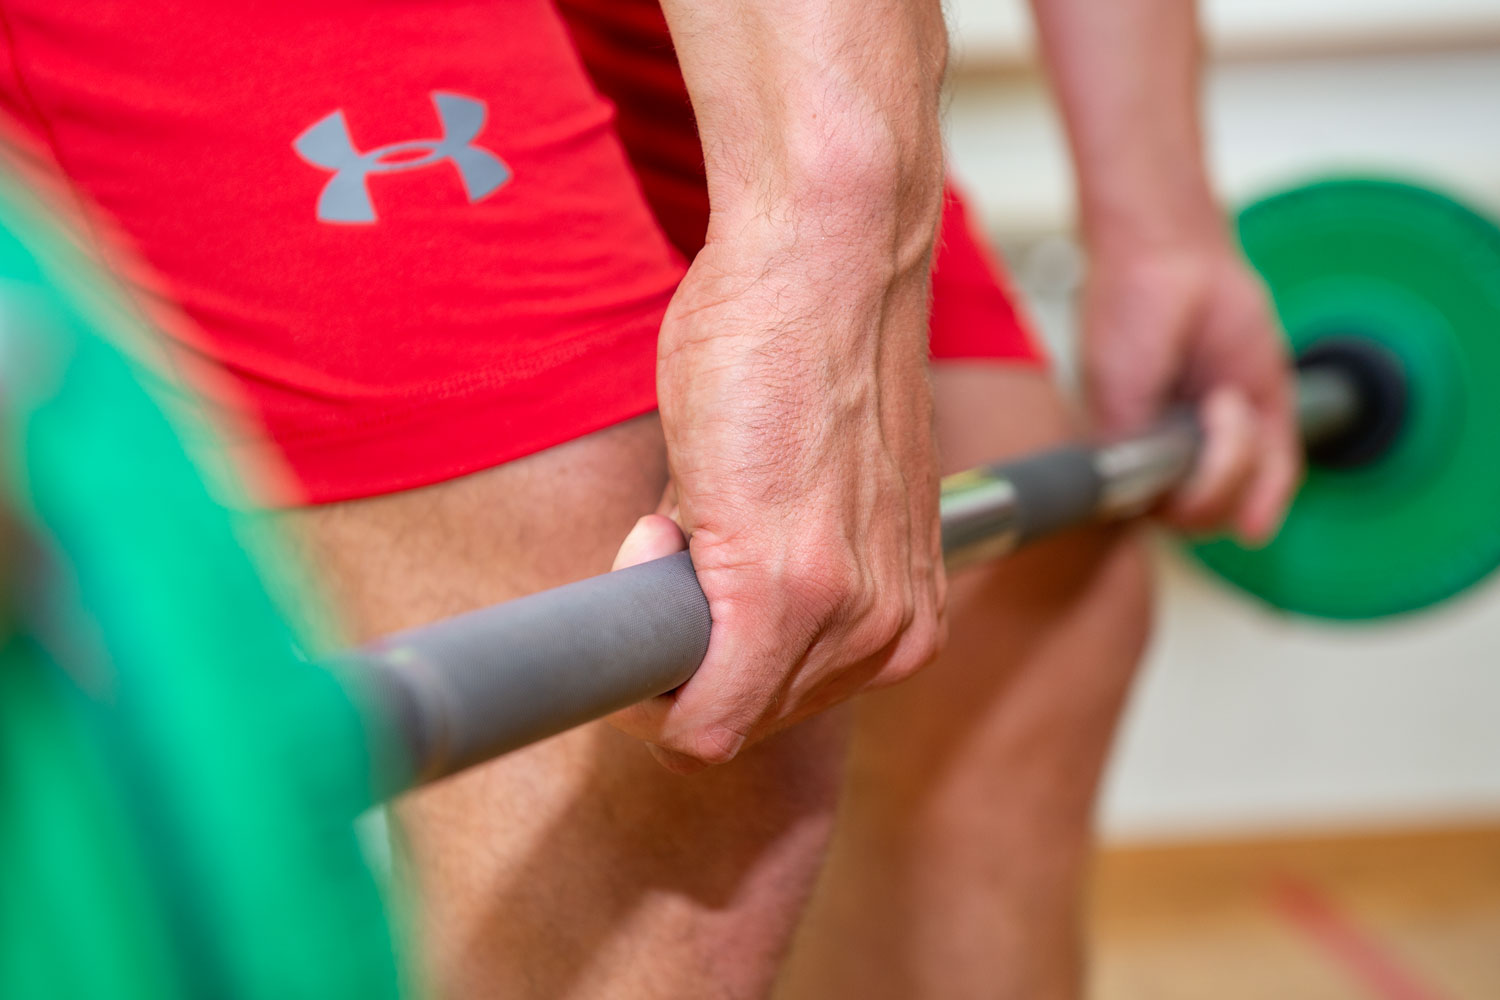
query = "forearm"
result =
(612, 2, 948, 769)
(659, 0, 948, 278)
(1028, 0, 1220, 253)
(1035, 2, 1299, 542)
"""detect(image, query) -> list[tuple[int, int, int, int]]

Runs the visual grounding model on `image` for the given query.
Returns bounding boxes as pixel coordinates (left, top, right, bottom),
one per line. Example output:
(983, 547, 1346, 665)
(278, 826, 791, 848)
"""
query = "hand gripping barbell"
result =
(349, 335, 1400, 790)
(353, 178, 1500, 793)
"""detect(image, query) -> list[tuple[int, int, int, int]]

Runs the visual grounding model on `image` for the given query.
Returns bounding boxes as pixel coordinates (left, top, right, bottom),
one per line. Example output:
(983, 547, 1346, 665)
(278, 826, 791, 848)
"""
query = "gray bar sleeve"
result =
(991, 446, 1106, 543)
(355, 551, 711, 789)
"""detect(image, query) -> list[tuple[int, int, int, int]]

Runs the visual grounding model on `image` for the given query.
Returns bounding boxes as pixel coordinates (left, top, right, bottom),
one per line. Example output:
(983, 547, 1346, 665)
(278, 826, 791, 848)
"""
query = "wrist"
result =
(1080, 172, 1229, 262)
(710, 167, 943, 279)
(674, 195, 937, 352)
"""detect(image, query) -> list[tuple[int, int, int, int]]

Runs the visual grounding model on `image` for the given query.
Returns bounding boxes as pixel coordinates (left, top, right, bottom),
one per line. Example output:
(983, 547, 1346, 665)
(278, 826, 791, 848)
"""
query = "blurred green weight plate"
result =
(0, 170, 404, 995)
(1192, 178, 1500, 619)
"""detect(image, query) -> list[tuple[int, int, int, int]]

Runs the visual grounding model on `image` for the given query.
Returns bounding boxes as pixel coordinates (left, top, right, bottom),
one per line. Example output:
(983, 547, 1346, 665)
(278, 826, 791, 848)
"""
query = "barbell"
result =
(351, 351, 1376, 788)
(355, 178, 1500, 789)
(4, 175, 1500, 998)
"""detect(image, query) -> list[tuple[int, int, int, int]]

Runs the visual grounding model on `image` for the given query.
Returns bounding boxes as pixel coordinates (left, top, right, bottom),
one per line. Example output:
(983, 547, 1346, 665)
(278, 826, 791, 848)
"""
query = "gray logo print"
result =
(293, 92, 510, 224)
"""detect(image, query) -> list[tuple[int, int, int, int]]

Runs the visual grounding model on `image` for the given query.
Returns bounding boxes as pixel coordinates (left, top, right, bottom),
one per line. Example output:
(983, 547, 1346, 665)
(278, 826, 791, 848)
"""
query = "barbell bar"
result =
(349, 176, 1500, 794)
(351, 358, 1373, 792)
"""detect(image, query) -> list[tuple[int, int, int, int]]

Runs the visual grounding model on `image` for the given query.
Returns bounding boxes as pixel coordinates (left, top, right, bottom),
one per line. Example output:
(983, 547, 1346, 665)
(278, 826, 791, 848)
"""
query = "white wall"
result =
(949, 0, 1500, 64)
(946, 47, 1500, 238)
(1103, 546, 1500, 840)
(942, 3, 1500, 839)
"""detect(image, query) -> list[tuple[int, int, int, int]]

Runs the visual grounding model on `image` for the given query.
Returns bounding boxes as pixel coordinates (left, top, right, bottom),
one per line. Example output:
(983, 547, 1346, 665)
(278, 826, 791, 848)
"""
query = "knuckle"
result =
(898, 588, 919, 633)
(881, 649, 928, 688)
(786, 552, 871, 628)
(925, 610, 950, 661)
(648, 744, 709, 776)
(908, 614, 944, 669)
(873, 613, 943, 689)
(868, 598, 907, 647)
(787, 561, 857, 620)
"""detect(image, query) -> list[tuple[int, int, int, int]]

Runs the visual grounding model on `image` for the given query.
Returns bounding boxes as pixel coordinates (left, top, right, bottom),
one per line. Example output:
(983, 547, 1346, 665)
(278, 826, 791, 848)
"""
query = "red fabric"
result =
(0, 0, 681, 503)
(930, 184, 1046, 363)
(558, 0, 1044, 364)
(0, 0, 1040, 505)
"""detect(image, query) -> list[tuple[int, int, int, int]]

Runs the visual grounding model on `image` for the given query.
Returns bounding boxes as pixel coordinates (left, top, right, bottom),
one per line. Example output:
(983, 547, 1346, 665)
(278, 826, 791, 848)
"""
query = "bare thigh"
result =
(282, 414, 847, 999)
(778, 363, 1154, 999)
(281, 364, 1151, 999)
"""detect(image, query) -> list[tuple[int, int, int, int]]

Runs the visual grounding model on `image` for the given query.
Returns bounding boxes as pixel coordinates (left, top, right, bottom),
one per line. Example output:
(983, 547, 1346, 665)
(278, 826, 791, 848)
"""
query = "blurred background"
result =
(943, 2, 1500, 996)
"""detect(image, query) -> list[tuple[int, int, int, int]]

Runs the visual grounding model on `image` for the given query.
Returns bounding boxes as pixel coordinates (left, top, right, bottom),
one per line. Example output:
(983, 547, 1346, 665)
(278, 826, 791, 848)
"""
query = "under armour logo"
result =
(293, 92, 510, 224)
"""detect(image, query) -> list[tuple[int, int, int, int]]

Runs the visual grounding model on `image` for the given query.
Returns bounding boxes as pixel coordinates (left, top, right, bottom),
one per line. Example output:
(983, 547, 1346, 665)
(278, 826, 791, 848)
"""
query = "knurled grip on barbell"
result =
(355, 551, 710, 789)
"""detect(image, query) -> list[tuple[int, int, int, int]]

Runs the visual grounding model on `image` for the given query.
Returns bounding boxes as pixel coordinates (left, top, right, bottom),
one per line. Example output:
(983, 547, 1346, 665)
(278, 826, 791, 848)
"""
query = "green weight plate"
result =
(1191, 178, 1500, 619)
(0, 167, 405, 994)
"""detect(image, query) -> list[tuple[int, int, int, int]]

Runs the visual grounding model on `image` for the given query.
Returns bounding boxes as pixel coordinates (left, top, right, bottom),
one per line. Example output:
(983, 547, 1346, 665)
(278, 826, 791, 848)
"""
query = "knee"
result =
(939, 522, 1156, 707)
(1056, 524, 1155, 675)
(966, 517, 1150, 624)
(1051, 524, 1155, 694)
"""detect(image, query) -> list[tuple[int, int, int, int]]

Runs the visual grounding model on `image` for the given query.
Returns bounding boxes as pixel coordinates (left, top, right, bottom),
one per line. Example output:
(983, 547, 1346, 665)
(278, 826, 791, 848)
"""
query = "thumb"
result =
(611, 513, 688, 571)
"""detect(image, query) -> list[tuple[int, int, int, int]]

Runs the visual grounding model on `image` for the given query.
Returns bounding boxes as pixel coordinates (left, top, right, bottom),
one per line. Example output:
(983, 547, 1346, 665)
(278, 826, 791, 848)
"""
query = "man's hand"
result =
(1029, 0, 1299, 544)
(605, 0, 951, 772)
(612, 216, 947, 774)
(1083, 235, 1299, 543)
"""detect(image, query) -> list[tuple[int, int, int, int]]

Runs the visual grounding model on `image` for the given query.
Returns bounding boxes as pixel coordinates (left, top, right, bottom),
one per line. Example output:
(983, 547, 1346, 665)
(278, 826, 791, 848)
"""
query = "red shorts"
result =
(0, 0, 1041, 504)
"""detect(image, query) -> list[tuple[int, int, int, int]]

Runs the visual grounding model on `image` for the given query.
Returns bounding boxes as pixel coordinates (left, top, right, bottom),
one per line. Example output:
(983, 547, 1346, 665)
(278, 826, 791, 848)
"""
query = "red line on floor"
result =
(1268, 875, 1450, 1000)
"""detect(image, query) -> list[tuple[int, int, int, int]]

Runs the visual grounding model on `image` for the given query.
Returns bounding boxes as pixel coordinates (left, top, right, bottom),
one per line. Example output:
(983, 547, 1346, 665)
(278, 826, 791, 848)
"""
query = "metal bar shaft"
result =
(355, 366, 1363, 794)
(938, 365, 1359, 568)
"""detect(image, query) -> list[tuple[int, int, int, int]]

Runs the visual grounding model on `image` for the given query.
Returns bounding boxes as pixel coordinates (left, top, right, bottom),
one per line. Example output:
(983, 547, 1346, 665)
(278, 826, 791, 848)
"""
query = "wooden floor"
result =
(1088, 824, 1500, 1000)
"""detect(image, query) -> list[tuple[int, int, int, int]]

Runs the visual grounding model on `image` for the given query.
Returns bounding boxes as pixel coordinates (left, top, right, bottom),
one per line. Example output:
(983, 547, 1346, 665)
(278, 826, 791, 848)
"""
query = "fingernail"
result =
(647, 744, 706, 776)
(611, 517, 652, 571)
(707, 726, 746, 760)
